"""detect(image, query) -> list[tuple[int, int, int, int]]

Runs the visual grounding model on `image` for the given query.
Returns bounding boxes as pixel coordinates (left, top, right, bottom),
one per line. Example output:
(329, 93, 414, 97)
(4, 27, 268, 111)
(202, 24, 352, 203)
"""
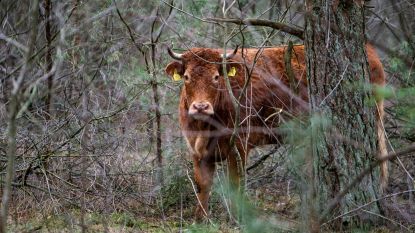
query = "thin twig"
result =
(185, 169, 212, 224)
(246, 145, 279, 172)
(161, 0, 222, 25)
(0, 32, 28, 52)
(323, 189, 415, 226)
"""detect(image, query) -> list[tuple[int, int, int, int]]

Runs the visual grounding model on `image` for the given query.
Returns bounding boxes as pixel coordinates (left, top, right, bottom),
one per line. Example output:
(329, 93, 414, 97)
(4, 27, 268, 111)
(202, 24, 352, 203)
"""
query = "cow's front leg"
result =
(193, 156, 215, 220)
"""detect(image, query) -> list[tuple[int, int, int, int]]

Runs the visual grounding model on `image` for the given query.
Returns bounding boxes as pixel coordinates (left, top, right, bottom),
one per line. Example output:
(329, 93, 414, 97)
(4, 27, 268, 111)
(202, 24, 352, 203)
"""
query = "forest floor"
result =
(7, 182, 300, 232)
(8, 181, 409, 233)
(8, 209, 296, 233)
(8, 205, 402, 233)
(7, 147, 414, 232)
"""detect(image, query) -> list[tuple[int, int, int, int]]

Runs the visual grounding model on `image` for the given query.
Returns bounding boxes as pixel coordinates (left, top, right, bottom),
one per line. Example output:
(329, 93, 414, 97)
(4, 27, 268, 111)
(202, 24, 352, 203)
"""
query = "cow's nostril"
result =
(194, 103, 208, 111)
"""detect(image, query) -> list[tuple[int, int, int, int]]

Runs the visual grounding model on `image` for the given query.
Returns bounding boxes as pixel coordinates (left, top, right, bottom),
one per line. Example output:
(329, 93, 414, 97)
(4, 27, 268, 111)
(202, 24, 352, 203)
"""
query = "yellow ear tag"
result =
(228, 67, 237, 77)
(173, 69, 182, 81)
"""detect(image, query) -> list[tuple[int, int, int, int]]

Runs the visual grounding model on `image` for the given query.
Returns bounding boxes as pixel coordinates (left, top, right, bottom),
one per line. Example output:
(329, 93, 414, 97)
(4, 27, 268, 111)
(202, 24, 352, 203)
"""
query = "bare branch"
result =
(0, 33, 28, 52)
(207, 18, 304, 40)
(319, 143, 415, 224)
(1, 0, 40, 232)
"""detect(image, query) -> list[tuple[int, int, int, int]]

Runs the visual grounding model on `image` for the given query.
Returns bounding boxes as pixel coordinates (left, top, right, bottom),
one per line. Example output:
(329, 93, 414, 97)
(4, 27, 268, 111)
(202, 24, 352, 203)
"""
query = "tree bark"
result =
(304, 0, 381, 230)
(149, 9, 163, 186)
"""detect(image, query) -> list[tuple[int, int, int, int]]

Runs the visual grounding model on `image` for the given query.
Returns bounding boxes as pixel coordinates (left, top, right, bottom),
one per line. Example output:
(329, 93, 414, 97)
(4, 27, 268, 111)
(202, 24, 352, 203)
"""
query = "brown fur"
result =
(165, 44, 387, 219)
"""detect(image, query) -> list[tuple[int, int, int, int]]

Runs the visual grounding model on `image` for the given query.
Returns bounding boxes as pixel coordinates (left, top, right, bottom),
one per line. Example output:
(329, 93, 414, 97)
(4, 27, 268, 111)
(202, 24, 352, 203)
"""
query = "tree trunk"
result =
(44, 0, 53, 118)
(304, 0, 382, 230)
(149, 10, 163, 186)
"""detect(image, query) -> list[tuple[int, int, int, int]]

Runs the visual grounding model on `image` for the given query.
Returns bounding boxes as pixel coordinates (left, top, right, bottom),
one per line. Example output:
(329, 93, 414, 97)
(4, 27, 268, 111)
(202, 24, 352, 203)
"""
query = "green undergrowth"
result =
(7, 210, 242, 233)
(8, 208, 405, 233)
(9, 211, 174, 233)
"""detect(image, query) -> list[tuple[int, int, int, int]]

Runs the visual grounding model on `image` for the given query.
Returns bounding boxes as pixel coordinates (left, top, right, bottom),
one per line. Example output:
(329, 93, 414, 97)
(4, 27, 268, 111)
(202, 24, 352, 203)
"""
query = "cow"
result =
(165, 44, 387, 220)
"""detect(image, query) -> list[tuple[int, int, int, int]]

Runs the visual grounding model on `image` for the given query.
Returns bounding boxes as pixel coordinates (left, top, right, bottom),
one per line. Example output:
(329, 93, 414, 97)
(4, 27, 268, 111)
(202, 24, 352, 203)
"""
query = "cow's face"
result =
(165, 48, 239, 117)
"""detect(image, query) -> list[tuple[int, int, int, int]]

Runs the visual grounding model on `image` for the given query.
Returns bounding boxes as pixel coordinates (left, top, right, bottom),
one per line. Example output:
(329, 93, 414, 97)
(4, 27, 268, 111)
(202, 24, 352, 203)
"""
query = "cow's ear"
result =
(165, 61, 183, 81)
(227, 66, 237, 77)
(223, 63, 243, 77)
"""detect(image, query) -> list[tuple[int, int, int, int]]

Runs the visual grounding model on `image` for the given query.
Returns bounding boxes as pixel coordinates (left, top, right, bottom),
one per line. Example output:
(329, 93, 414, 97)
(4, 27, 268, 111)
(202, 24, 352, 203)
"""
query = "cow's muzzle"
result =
(189, 101, 214, 116)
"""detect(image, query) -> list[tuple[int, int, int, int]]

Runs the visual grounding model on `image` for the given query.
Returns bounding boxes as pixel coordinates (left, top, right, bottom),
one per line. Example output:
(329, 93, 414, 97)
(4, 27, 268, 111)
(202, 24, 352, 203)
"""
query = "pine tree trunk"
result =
(304, 0, 382, 229)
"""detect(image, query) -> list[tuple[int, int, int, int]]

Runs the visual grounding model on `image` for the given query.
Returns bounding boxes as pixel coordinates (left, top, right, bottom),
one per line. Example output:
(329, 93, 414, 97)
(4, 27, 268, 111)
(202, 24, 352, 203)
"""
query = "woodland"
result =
(0, 0, 414, 232)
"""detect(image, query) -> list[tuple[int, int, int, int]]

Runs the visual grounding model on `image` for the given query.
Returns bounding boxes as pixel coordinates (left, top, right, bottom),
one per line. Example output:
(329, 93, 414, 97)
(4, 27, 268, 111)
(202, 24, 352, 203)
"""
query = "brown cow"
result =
(165, 44, 387, 219)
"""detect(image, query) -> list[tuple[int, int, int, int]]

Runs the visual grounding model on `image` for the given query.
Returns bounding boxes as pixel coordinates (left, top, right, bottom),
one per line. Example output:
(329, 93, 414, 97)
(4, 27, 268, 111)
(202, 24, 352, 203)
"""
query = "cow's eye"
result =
(214, 75, 220, 81)
(184, 75, 189, 81)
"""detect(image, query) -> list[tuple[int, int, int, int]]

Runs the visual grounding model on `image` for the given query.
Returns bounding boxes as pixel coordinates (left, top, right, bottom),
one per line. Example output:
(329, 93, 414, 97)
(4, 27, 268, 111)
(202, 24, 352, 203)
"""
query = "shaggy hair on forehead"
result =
(182, 48, 223, 64)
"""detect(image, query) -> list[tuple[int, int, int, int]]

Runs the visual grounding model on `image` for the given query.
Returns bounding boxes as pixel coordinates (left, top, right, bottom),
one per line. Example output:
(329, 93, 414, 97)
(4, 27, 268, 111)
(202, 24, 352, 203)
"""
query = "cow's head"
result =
(165, 47, 240, 116)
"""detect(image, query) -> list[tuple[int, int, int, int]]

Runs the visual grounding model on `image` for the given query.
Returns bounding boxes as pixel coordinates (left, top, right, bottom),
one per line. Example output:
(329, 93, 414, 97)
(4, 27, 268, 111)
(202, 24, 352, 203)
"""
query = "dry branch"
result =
(207, 18, 304, 40)
(246, 145, 279, 172)
(319, 143, 415, 224)
(1, 1, 40, 232)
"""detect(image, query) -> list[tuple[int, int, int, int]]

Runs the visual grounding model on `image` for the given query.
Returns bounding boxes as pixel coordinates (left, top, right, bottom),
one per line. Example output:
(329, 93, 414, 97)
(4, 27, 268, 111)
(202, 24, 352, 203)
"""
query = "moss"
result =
(110, 212, 141, 228)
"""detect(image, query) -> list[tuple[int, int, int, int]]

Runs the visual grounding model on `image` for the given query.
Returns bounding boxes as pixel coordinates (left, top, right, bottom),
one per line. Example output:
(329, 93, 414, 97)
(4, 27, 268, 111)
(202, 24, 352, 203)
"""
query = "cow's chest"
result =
(185, 135, 209, 161)
(184, 133, 232, 162)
